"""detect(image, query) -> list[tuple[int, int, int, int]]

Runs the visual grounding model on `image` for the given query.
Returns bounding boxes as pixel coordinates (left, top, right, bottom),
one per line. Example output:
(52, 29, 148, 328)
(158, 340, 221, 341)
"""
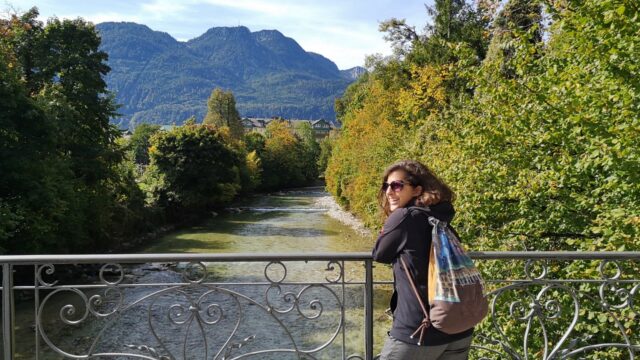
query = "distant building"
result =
(241, 117, 270, 134)
(242, 117, 337, 139)
(310, 119, 331, 135)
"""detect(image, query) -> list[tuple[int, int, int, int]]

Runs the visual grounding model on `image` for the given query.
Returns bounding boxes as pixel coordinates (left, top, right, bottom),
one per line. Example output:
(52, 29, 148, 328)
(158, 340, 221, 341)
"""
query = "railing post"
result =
(364, 259, 374, 360)
(2, 263, 15, 359)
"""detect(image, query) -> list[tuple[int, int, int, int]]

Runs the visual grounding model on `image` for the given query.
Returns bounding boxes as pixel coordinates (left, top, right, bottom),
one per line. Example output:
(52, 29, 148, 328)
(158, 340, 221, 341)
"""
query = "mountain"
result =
(96, 22, 361, 128)
(341, 66, 367, 80)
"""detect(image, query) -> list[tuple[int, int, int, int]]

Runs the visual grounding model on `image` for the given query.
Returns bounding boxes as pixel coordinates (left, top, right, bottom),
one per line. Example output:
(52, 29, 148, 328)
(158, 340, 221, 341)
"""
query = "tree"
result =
(0, 8, 147, 253)
(493, 0, 543, 42)
(259, 120, 312, 190)
(203, 88, 244, 139)
(127, 123, 161, 165)
(485, 0, 543, 79)
(10, 11, 121, 183)
(244, 131, 266, 157)
(325, 77, 405, 225)
(145, 124, 243, 213)
(317, 131, 337, 176)
(379, 18, 421, 58)
(294, 122, 321, 183)
(0, 51, 75, 253)
(241, 150, 262, 193)
(380, 0, 491, 66)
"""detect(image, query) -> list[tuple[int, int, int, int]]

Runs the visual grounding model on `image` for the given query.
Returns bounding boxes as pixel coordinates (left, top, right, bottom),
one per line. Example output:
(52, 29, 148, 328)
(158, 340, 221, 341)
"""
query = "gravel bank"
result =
(314, 195, 373, 238)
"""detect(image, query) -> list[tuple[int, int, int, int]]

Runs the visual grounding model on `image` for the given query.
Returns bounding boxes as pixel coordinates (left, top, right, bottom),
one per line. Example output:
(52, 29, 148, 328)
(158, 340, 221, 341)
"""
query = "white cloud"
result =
(140, 0, 189, 20)
(277, 14, 389, 68)
(200, 0, 334, 19)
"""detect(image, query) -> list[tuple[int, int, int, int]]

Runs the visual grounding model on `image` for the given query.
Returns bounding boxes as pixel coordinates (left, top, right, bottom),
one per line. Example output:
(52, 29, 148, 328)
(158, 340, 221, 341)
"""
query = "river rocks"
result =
(313, 196, 372, 238)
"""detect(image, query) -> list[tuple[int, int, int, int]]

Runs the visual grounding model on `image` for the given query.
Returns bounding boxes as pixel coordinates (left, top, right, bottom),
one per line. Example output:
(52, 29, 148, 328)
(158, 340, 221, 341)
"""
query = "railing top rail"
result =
(471, 251, 640, 260)
(0, 252, 373, 264)
(0, 251, 639, 264)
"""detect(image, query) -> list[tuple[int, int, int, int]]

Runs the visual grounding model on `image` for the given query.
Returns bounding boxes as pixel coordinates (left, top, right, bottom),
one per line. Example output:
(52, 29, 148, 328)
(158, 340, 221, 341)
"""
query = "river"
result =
(142, 186, 372, 254)
(13, 187, 393, 359)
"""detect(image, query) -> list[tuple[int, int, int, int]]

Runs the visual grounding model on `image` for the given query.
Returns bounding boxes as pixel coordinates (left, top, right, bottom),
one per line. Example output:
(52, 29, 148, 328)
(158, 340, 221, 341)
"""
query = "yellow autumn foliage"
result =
(397, 64, 449, 123)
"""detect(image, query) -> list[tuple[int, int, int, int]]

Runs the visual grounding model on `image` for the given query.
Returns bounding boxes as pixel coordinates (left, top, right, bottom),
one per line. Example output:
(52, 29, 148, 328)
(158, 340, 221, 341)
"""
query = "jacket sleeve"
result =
(372, 209, 408, 264)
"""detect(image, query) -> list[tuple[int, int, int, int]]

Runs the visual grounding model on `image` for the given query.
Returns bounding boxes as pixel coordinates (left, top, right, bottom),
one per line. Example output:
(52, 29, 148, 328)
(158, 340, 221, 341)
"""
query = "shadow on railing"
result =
(1, 252, 639, 359)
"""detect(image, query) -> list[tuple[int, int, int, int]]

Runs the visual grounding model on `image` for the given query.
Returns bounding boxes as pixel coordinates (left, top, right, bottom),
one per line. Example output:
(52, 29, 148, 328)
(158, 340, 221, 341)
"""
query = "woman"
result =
(373, 160, 473, 360)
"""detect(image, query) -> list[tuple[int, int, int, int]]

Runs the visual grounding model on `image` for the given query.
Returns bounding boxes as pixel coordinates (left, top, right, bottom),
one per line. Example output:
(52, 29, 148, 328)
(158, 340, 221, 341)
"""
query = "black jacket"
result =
(372, 202, 473, 345)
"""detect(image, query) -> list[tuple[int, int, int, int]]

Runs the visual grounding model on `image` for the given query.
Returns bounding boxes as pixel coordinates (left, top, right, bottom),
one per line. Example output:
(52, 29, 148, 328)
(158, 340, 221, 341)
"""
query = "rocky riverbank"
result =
(314, 195, 373, 238)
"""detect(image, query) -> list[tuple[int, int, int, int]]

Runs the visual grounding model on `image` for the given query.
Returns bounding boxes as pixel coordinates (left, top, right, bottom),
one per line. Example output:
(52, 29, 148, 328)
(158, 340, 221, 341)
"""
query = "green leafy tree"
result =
(0, 8, 145, 253)
(317, 131, 337, 176)
(380, 0, 490, 66)
(145, 124, 243, 214)
(378, 18, 421, 58)
(462, 0, 640, 252)
(295, 122, 321, 183)
(0, 51, 75, 253)
(14, 11, 121, 183)
(259, 120, 311, 190)
(426, 0, 489, 45)
(106, 153, 149, 248)
(203, 88, 244, 139)
(244, 131, 266, 156)
(485, 0, 543, 79)
(127, 123, 161, 165)
(493, 0, 542, 41)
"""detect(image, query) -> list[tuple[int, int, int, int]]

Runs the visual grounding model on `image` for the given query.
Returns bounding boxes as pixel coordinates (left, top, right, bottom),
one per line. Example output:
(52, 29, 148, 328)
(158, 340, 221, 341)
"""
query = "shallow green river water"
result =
(13, 188, 394, 359)
(143, 188, 372, 254)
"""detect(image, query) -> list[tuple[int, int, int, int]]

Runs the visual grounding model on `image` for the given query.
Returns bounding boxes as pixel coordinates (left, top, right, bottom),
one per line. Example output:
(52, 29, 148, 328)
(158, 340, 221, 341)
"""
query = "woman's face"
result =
(385, 170, 422, 213)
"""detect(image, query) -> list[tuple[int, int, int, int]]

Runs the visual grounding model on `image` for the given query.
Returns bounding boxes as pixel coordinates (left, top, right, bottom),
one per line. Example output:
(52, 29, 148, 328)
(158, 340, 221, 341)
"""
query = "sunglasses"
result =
(381, 180, 406, 192)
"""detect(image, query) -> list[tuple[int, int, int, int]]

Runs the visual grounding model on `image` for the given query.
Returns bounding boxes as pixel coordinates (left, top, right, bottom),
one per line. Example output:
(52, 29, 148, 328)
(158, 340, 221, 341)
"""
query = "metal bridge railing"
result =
(1, 252, 639, 359)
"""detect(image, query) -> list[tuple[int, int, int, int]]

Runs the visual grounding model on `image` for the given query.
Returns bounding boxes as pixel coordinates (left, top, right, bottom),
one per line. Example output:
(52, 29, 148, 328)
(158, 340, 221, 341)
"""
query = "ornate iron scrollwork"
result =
(471, 259, 640, 360)
(34, 259, 351, 359)
(19, 255, 640, 359)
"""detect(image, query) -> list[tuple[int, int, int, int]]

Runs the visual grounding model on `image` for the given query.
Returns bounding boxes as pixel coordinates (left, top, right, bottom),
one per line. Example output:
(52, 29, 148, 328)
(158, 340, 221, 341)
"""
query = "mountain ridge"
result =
(97, 22, 365, 128)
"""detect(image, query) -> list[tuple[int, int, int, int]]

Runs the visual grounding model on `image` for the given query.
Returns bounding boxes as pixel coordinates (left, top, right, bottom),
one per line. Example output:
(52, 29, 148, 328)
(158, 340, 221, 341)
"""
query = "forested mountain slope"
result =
(97, 22, 363, 128)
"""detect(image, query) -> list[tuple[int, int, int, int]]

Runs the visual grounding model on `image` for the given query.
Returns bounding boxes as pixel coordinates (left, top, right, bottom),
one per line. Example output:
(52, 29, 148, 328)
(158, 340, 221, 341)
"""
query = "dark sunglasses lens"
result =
(390, 181, 404, 191)
(382, 181, 404, 192)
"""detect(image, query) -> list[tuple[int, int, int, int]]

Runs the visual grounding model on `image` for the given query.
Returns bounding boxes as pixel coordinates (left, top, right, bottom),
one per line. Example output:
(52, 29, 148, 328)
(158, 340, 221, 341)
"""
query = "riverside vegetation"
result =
(324, 0, 639, 358)
(0, 7, 330, 255)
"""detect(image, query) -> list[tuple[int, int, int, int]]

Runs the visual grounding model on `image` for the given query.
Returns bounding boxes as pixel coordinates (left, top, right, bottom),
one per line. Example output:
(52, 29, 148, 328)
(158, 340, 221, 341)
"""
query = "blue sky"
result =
(5, 0, 434, 69)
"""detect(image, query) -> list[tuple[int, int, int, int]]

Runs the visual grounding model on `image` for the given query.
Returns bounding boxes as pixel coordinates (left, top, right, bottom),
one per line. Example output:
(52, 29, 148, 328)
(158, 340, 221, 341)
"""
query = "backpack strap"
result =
(399, 256, 431, 345)
(428, 215, 446, 229)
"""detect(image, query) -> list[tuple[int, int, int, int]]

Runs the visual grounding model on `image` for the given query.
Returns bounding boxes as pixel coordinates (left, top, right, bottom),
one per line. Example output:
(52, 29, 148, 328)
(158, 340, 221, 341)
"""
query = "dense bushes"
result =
(326, 0, 639, 250)
(325, 1, 639, 357)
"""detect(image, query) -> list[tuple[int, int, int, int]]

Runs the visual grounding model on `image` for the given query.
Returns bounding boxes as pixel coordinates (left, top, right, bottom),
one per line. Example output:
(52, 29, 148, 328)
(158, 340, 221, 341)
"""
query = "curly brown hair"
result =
(377, 160, 455, 217)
